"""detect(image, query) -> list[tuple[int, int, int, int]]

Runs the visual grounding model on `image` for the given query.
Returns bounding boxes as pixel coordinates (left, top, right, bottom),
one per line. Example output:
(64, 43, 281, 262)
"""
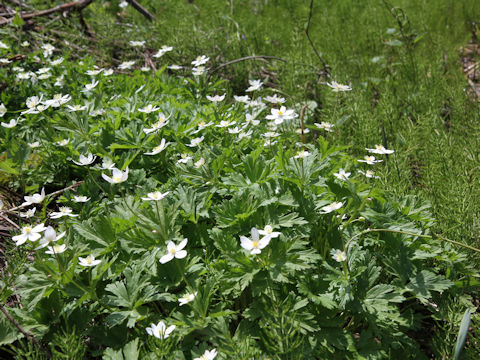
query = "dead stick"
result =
(0, 304, 40, 347)
(0, 0, 93, 26)
(209, 55, 286, 74)
(0, 213, 19, 229)
(305, 0, 329, 76)
(2, 181, 84, 214)
(300, 104, 308, 144)
(126, 0, 155, 21)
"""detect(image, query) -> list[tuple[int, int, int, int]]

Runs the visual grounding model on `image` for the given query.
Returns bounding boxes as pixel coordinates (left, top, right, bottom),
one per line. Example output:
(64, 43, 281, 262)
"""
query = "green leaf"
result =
(454, 309, 471, 360)
(406, 270, 453, 304)
(0, 314, 22, 346)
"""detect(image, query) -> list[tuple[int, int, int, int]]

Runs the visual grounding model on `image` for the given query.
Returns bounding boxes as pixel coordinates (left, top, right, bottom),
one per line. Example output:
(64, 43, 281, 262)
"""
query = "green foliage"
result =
(0, 1, 479, 358)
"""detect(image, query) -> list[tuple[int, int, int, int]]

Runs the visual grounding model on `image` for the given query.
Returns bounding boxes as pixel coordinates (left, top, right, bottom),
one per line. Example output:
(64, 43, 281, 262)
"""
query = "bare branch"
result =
(0, 0, 94, 26)
(209, 55, 286, 75)
(305, 0, 330, 77)
(0, 304, 41, 347)
(126, 0, 155, 21)
(2, 181, 84, 214)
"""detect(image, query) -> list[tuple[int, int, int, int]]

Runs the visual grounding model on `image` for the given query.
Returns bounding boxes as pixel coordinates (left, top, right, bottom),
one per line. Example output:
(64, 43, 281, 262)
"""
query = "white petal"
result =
(175, 250, 187, 259)
(160, 253, 174, 264)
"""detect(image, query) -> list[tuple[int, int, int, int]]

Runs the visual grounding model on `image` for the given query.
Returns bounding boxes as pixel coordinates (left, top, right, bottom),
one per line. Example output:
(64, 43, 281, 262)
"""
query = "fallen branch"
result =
(0, 304, 41, 348)
(2, 181, 84, 214)
(126, 0, 155, 21)
(305, 0, 330, 77)
(0, 0, 93, 26)
(209, 55, 286, 75)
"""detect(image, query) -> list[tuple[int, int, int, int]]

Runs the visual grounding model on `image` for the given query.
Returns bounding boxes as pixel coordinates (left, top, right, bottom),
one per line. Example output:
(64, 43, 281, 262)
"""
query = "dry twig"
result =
(2, 181, 84, 214)
(0, 0, 93, 26)
(126, 0, 155, 21)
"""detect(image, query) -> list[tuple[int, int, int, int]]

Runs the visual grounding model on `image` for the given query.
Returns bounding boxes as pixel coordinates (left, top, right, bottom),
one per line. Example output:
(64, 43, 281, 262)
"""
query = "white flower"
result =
(90, 109, 105, 116)
(17, 72, 31, 80)
(153, 45, 173, 58)
(72, 195, 90, 203)
(296, 128, 310, 134)
(54, 75, 64, 86)
(358, 170, 379, 179)
(245, 79, 263, 92)
(262, 131, 280, 138)
(102, 68, 114, 76)
(49, 57, 64, 66)
(314, 121, 334, 132)
(358, 156, 382, 165)
(119, 0, 128, 8)
(0, 41, 9, 49)
(192, 120, 213, 134)
(57, 139, 70, 146)
(332, 249, 347, 262)
(194, 158, 205, 168)
(0, 58, 12, 64)
(0, 103, 7, 117)
(159, 239, 188, 264)
(44, 94, 71, 107)
(216, 120, 235, 128)
(28, 141, 40, 148)
(146, 321, 176, 339)
(25, 95, 43, 109)
(234, 95, 250, 103)
(186, 136, 204, 147)
(319, 201, 344, 214)
(78, 254, 101, 267)
(45, 244, 67, 254)
(36, 67, 51, 75)
(142, 191, 169, 201)
(141, 66, 150, 72)
(38, 74, 51, 80)
(334, 169, 351, 181)
(144, 138, 170, 155)
(194, 349, 218, 360)
(21, 41, 29, 47)
(102, 167, 129, 184)
(192, 55, 209, 67)
(73, 153, 97, 166)
(42, 43, 55, 57)
(20, 208, 36, 218)
(206, 94, 225, 103)
(244, 113, 260, 126)
(139, 104, 160, 114)
(365, 144, 394, 154)
(177, 154, 193, 164)
(67, 104, 87, 112)
(167, 64, 182, 70)
(228, 127, 242, 134)
(118, 60, 135, 70)
(82, 80, 99, 92)
(327, 81, 352, 92)
(129, 40, 145, 47)
(100, 158, 116, 170)
(86, 69, 102, 76)
(22, 188, 46, 206)
(265, 106, 297, 125)
(144, 118, 170, 134)
(35, 226, 65, 249)
(50, 206, 79, 219)
(240, 228, 271, 255)
(257, 225, 281, 239)
(178, 292, 197, 306)
(237, 130, 253, 141)
(12, 223, 46, 245)
(1, 119, 17, 128)
(294, 150, 310, 159)
(264, 94, 286, 104)
(192, 66, 206, 76)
